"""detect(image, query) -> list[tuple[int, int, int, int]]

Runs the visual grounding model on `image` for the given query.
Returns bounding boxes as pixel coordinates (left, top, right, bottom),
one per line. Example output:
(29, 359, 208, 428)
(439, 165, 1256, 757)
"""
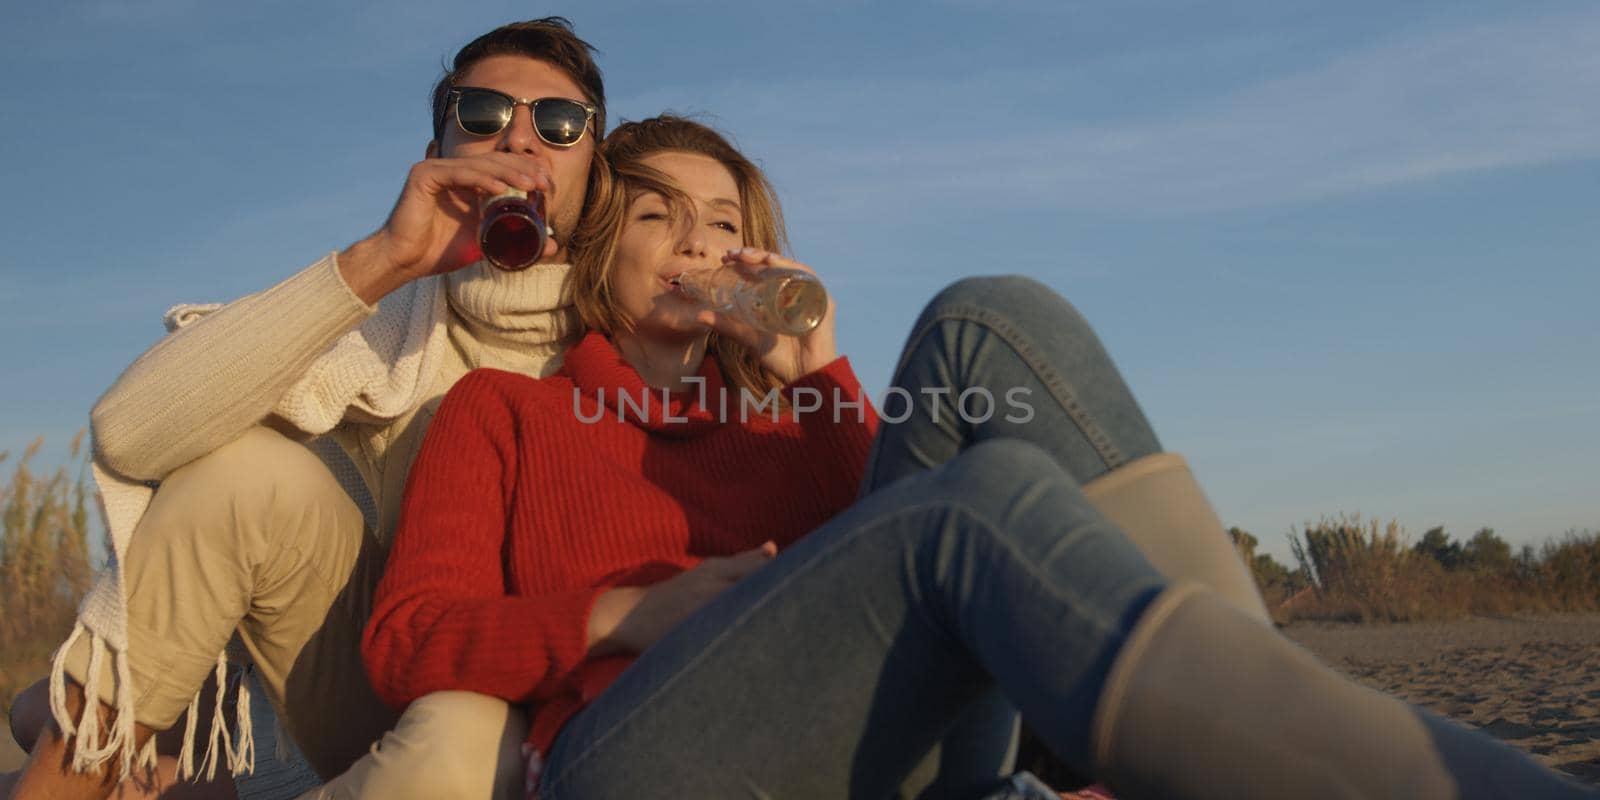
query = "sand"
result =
(1286, 612, 1600, 786)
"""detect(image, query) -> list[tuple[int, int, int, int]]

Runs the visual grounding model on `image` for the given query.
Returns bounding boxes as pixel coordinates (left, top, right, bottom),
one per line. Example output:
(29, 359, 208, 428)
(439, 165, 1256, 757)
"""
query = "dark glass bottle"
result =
(479, 189, 548, 271)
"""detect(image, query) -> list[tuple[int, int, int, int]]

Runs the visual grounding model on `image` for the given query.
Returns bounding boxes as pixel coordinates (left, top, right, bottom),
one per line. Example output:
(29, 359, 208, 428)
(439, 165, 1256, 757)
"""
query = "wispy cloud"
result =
(626, 8, 1600, 215)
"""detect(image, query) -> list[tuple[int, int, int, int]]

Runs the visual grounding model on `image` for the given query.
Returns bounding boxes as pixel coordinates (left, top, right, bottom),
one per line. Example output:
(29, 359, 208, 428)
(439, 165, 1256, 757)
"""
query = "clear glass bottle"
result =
(478, 189, 548, 271)
(674, 266, 828, 336)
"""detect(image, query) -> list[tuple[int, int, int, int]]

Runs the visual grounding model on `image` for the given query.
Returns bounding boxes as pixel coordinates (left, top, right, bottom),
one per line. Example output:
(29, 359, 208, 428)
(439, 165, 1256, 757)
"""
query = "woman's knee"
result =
(917, 276, 1161, 472)
(921, 275, 1094, 340)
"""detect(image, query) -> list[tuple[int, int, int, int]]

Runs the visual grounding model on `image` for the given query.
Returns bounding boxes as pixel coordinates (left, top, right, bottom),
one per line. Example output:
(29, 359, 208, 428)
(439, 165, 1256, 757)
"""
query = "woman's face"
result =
(611, 150, 744, 341)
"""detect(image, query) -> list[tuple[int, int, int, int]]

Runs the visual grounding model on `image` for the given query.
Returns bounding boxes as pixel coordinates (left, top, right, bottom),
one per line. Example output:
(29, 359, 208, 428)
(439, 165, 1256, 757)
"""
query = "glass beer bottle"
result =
(673, 266, 828, 336)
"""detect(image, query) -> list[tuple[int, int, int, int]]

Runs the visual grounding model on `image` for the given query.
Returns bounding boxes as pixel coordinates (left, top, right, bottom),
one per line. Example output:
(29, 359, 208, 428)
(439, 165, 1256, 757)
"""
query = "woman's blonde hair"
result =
(568, 115, 790, 400)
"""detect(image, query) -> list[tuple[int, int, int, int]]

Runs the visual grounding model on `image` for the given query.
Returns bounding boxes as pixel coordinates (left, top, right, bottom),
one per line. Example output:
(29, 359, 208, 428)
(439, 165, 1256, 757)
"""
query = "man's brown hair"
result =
(429, 17, 606, 143)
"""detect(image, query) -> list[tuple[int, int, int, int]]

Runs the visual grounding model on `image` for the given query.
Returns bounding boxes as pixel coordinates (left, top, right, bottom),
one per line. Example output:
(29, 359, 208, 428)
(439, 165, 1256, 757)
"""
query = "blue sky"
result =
(1, 1, 1595, 564)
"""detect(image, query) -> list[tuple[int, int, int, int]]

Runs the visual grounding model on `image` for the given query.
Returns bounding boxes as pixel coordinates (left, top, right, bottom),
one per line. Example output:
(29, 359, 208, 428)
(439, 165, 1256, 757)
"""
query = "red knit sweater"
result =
(362, 331, 879, 754)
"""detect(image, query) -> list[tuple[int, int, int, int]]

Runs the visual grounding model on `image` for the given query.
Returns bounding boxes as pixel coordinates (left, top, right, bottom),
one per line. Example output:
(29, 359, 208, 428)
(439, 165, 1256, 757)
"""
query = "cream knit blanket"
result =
(52, 257, 571, 781)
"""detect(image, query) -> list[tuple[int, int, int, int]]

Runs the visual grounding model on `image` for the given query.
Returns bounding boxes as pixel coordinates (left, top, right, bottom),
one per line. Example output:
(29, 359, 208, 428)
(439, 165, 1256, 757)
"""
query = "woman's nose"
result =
(675, 223, 708, 257)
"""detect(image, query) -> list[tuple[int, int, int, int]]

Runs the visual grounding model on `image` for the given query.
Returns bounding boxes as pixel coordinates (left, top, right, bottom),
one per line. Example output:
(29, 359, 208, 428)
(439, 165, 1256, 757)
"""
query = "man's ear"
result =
(425, 140, 440, 159)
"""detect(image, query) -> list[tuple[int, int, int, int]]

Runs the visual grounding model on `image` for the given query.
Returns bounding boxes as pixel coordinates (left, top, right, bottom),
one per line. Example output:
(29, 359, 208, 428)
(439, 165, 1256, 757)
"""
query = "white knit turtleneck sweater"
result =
(56, 252, 579, 780)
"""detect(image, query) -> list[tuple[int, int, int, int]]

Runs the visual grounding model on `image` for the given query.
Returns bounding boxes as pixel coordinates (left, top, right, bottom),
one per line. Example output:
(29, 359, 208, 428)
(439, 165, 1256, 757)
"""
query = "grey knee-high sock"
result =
(1084, 454, 1271, 623)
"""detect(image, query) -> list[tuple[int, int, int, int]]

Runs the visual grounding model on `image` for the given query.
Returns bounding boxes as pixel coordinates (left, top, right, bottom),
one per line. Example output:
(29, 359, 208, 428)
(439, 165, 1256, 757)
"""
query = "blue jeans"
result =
(539, 277, 1169, 799)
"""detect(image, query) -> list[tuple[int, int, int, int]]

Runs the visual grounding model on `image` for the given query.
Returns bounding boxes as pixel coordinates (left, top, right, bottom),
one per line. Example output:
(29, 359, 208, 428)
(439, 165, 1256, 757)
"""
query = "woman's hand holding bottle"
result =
(688, 248, 838, 384)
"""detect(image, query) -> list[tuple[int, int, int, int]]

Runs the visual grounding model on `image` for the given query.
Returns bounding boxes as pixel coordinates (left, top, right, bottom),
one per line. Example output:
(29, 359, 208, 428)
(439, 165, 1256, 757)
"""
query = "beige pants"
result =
(63, 427, 526, 799)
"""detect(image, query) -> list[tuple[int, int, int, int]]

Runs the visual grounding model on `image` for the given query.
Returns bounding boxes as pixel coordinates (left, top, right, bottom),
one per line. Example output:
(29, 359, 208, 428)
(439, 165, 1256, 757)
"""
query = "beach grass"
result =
(0, 434, 95, 710)
(1253, 514, 1599, 623)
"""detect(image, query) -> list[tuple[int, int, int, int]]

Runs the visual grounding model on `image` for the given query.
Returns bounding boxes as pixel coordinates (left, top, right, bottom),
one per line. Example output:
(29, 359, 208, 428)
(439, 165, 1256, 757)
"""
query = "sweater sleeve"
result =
(362, 371, 606, 710)
(90, 253, 375, 480)
(788, 355, 880, 455)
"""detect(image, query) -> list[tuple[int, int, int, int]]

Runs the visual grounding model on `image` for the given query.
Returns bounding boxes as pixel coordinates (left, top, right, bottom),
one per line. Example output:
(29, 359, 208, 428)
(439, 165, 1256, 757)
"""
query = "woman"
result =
(363, 117, 1593, 799)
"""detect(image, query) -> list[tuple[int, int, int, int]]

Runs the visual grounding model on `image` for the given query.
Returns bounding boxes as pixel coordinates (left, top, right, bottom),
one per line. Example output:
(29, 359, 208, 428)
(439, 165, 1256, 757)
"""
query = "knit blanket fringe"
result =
(48, 623, 258, 781)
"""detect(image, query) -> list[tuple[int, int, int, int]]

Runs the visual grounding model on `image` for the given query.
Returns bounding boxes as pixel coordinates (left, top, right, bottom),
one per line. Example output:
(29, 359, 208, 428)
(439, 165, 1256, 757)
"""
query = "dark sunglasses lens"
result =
(535, 100, 589, 145)
(456, 91, 512, 136)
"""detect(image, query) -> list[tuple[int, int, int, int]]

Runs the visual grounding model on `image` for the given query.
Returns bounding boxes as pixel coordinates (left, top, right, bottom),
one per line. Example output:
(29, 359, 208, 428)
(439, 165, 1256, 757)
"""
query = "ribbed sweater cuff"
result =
(273, 251, 381, 332)
(537, 585, 611, 691)
(323, 250, 382, 314)
(267, 249, 379, 356)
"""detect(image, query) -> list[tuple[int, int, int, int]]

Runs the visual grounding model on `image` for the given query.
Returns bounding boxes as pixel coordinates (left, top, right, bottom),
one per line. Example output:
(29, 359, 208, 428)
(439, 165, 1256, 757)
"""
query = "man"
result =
(7, 17, 607, 799)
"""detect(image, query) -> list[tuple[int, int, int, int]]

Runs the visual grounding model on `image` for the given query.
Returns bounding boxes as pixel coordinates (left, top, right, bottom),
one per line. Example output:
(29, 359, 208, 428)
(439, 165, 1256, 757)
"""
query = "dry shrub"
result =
(0, 433, 97, 710)
(1280, 514, 1600, 623)
(1526, 531, 1600, 612)
(1289, 514, 1436, 621)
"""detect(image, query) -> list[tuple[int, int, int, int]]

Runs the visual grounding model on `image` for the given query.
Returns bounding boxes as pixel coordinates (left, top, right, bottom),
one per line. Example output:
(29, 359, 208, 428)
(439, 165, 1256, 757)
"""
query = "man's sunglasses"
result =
(442, 87, 597, 147)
